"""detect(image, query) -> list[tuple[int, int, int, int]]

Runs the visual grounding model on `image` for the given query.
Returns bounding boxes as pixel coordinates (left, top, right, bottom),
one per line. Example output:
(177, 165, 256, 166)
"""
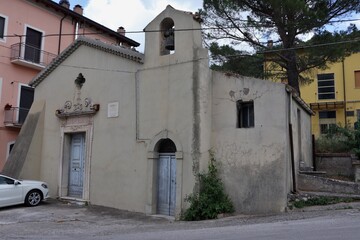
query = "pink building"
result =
(0, 0, 139, 170)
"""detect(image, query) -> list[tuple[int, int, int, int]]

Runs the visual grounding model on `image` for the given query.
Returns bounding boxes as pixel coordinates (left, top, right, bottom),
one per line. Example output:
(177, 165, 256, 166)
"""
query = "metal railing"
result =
(4, 107, 30, 127)
(10, 42, 57, 67)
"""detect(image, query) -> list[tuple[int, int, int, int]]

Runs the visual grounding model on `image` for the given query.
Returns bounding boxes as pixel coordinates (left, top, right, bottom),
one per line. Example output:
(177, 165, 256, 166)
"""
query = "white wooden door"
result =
(68, 133, 85, 198)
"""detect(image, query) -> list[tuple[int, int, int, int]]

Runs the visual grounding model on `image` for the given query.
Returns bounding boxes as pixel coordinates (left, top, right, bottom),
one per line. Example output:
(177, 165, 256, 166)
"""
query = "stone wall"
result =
(298, 174, 360, 195)
(315, 153, 354, 179)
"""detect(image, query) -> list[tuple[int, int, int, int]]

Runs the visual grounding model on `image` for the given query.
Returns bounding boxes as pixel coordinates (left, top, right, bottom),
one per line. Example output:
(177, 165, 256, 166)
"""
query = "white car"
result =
(0, 174, 49, 208)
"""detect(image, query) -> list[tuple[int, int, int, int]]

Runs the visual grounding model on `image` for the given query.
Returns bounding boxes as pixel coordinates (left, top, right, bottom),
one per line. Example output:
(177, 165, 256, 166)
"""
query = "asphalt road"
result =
(109, 213, 360, 240)
(1, 199, 360, 240)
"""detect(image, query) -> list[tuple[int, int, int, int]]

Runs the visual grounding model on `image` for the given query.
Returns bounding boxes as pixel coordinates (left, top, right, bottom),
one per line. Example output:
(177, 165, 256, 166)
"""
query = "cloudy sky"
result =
(56, 0, 359, 52)
(60, 0, 203, 50)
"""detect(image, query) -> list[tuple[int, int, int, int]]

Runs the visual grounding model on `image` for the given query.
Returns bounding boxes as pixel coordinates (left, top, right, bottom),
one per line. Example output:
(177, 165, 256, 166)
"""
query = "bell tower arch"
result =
(142, 5, 204, 68)
(160, 18, 175, 55)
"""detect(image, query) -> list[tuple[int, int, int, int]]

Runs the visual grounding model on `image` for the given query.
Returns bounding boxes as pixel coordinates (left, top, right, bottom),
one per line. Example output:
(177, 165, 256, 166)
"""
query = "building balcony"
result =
(4, 106, 30, 128)
(10, 43, 57, 70)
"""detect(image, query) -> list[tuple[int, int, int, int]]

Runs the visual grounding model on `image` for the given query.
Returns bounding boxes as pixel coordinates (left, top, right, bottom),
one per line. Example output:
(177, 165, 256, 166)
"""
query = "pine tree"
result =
(202, 0, 360, 94)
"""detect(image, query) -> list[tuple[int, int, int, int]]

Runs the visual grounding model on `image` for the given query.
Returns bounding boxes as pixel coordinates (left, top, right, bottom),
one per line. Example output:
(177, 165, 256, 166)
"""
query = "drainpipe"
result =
(15, 35, 22, 58)
(74, 21, 80, 40)
(288, 91, 297, 193)
(58, 15, 67, 54)
(135, 70, 147, 142)
(342, 60, 347, 126)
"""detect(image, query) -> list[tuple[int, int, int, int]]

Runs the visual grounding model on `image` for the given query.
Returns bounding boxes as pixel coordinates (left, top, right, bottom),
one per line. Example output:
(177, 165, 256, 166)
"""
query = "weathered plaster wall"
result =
(285, 96, 314, 194)
(143, 6, 203, 69)
(31, 45, 146, 212)
(140, 6, 212, 213)
(290, 98, 313, 171)
(211, 72, 288, 213)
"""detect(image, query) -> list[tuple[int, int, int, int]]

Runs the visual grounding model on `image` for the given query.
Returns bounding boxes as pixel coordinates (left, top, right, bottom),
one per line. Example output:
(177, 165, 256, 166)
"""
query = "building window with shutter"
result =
(317, 73, 335, 100)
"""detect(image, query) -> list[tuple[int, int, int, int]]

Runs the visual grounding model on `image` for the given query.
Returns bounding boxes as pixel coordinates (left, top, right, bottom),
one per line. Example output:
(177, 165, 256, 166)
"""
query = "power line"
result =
(2, 17, 360, 38)
(1, 28, 359, 62)
(209, 37, 360, 61)
(258, 38, 360, 54)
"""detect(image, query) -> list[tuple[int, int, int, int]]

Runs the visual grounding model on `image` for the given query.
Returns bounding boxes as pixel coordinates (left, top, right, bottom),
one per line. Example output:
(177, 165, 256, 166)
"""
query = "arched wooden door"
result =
(156, 139, 177, 216)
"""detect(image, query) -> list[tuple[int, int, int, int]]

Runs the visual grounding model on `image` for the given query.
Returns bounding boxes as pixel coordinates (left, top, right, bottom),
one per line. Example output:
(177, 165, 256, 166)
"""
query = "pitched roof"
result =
(30, 36, 144, 87)
(32, 0, 140, 47)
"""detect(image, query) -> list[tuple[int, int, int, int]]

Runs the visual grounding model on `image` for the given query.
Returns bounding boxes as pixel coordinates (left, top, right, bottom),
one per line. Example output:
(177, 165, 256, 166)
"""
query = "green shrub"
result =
(182, 152, 234, 221)
(315, 125, 360, 156)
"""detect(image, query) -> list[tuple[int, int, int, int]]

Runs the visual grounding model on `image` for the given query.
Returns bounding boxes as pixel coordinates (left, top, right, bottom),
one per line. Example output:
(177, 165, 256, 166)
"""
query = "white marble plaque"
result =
(107, 102, 119, 118)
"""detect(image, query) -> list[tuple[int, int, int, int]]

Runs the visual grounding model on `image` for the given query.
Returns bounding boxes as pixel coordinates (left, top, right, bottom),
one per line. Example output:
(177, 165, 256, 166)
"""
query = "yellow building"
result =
(265, 52, 360, 138)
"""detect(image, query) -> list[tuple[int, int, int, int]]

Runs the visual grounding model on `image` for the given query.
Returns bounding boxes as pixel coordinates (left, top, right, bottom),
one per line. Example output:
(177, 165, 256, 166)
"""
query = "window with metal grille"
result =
(237, 100, 254, 128)
(320, 123, 337, 134)
(319, 110, 336, 134)
(317, 73, 335, 100)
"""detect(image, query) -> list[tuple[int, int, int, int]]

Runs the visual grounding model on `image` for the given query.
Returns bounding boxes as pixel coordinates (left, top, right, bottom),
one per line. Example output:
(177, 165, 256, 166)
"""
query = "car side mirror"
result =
(14, 180, 21, 185)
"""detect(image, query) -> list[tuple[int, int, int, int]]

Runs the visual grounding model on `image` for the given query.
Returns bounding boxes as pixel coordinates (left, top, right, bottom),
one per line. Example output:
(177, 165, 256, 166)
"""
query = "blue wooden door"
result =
(157, 154, 176, 216)
(68, 133, 85, 198)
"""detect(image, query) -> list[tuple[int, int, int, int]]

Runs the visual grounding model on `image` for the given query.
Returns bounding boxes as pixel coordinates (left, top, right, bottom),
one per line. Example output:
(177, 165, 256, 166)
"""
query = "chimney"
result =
(73, 4, 83, 15)
(59, 0, 70, 9)
(117, 27, 125, 36)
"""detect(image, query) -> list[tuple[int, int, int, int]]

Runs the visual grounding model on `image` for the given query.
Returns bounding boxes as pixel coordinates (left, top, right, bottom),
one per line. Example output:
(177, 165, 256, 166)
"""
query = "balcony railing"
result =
(10, 42, 57, 70)
(4, 107, 30, 127)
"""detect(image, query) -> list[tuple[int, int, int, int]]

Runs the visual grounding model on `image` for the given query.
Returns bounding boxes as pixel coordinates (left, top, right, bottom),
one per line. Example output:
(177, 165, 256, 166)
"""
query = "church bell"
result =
(164, 28, 175, 51)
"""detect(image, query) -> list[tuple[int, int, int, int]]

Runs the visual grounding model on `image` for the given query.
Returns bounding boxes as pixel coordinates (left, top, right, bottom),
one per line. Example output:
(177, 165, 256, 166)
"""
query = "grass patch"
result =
(292, 196, 355, 209)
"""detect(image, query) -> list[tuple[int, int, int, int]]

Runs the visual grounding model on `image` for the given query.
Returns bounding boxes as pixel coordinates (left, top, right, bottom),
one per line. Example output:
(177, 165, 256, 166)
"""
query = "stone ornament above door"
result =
(56, 73, 100, 118)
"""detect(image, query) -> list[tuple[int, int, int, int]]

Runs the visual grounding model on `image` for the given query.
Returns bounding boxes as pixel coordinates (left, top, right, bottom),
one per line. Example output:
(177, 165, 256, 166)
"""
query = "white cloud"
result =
(83, 0, 202, 51)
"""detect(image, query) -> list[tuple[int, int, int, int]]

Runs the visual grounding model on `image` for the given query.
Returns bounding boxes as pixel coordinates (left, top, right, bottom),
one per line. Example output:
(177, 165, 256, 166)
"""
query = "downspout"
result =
(135, 70, 147, 142)
(74, 22, 80, 40)
(58, 15, 67, 54)
(342, 60, 347, 125)
(288, 91, 297, 193)
(135, 70, 140, 141)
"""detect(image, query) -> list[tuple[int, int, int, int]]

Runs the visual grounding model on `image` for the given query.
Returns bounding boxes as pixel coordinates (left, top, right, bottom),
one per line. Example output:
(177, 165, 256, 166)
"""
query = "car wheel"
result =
(25, 190, 42, 207)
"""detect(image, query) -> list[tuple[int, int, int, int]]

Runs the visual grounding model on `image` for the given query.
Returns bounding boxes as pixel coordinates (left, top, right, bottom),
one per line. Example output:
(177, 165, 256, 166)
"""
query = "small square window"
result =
(319, 111, 336, 119)
(237, 100, 254, 128)
(346, 111, 355, 117)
